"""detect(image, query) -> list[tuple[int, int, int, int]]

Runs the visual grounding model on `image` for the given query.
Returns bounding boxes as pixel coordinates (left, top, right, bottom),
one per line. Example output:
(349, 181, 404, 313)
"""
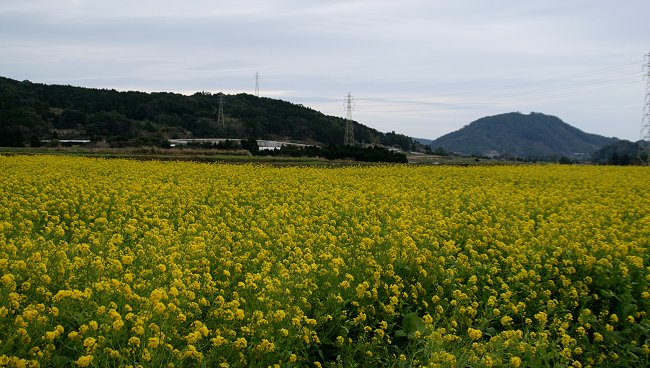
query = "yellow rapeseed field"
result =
(0, 155, 648, 367)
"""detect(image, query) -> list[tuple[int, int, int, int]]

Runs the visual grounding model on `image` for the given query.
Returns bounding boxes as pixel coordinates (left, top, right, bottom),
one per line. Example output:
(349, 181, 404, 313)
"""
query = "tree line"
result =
(178, 139, 408, 163)
(257, 144, 408, 163)
(590, 140, 649, 165)
(0, 77, 416, 152)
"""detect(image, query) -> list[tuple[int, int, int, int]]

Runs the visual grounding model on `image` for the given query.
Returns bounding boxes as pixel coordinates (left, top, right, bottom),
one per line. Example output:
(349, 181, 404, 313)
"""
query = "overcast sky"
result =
(1, 0, 648, 140)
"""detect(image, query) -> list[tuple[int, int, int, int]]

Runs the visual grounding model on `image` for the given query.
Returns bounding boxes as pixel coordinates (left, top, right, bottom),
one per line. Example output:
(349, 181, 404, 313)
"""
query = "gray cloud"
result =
(1, 0, 648, 140)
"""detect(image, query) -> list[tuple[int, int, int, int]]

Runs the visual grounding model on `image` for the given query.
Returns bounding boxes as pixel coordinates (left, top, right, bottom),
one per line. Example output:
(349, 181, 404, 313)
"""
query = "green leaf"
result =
(52, 355, 72, 368)
(402, 312, 425, 335)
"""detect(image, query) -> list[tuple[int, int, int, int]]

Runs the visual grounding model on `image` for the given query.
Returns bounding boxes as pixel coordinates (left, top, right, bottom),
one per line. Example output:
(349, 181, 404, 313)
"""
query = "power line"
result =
(301, 61, 644, 114)
(455, 65, 642, 102)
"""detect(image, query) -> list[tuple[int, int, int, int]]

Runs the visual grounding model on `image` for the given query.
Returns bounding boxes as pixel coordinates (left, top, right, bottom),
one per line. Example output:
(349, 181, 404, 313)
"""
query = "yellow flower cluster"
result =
(0, 156, 648, 367)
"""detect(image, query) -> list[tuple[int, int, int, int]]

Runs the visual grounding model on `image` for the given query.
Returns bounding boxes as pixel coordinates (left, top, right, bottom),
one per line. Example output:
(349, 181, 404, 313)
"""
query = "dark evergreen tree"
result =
(241, 138, 259, 155)
(29, 134, 41, 147)
(0, 128, 24, 147)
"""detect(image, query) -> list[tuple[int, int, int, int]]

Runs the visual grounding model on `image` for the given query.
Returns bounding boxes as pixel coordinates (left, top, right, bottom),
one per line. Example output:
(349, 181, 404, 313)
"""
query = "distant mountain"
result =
(0, 76, 414, 149)
(429, 112, 617, 158)
(413, 137, 434, 146)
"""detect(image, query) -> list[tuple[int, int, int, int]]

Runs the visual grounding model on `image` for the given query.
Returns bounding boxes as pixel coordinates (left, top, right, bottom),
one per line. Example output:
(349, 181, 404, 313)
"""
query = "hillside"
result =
(429, 112, 616, 159)
(0, 77, 413, 149)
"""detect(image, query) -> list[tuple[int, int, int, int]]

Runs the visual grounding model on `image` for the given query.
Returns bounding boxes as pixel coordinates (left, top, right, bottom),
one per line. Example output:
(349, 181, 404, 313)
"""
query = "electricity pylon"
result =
(217, 93, 225, 129)
(640, 50, 650, 164)
(344, 92, 355, 146)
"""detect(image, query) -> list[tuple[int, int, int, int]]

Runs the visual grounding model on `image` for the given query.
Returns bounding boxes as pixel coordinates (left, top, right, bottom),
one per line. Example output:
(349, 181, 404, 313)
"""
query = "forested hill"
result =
(0, 77, 413, 149)
(430, 112, 617, 159)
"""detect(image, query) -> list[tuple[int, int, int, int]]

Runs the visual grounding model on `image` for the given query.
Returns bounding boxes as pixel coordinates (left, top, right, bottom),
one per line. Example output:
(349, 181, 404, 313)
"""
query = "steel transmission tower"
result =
(255, 72, 260, 97)
(217, 93, 225, 129)
(641, 50, 650, 164)
(344, 92, 355, 146)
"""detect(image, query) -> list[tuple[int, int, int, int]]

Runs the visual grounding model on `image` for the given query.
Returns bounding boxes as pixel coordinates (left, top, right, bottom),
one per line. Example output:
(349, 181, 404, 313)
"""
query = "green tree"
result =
(241, 138, 259, 155)
(57, 109, 86, 129)
(30, 134, 41, 147)
(0, 128, 24, 147)
(87, 111, 134, 138)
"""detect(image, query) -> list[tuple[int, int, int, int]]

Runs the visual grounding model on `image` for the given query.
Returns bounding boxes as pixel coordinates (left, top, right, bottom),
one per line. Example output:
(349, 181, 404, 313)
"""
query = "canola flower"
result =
(0, 155, 648, 367)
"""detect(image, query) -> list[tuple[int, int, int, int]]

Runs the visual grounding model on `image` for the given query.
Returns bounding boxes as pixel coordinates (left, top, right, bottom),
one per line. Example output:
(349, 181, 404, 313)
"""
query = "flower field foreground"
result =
(0, 156, 648, 368)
